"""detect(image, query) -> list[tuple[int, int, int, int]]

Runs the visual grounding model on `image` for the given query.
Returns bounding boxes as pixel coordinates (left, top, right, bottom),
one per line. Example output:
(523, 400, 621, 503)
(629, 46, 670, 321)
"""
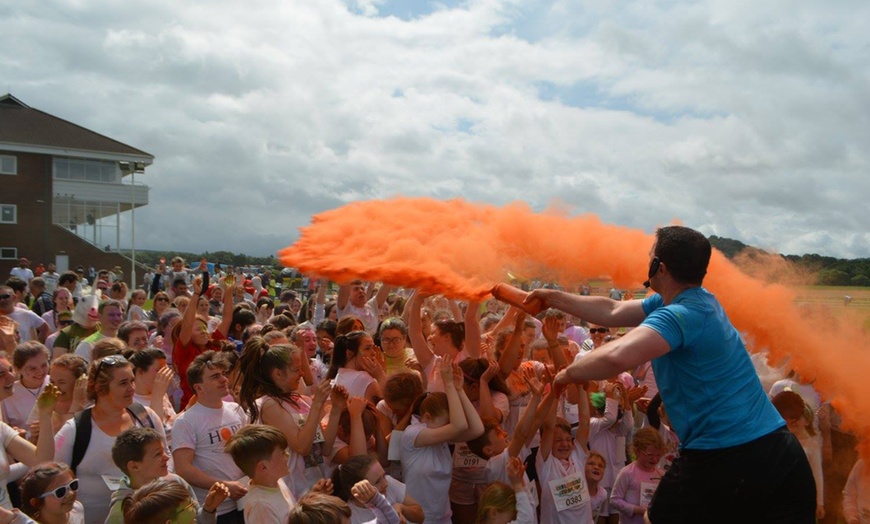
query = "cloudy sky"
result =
(4, 0, 869, 258)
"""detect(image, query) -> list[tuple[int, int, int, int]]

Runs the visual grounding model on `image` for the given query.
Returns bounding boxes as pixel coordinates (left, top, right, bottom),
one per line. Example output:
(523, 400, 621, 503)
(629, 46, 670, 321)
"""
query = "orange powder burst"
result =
(280, 197, 870, 457)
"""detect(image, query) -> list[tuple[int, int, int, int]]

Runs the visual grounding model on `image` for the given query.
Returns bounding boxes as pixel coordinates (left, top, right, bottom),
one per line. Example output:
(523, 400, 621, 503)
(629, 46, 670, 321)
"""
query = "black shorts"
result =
(648, 427, 816, 524)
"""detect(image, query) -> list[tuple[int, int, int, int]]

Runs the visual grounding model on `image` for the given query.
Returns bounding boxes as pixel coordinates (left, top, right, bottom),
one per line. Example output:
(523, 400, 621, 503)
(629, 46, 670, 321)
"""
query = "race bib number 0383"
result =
(548, 472, 589, 512)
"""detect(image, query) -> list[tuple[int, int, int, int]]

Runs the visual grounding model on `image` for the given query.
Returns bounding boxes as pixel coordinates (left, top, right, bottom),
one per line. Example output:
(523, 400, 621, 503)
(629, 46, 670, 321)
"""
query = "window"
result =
(0, 205, 15, 224)
(53, 158, 118, 183)
(0, 155, 16, 175)
(0, 248, 16, 260)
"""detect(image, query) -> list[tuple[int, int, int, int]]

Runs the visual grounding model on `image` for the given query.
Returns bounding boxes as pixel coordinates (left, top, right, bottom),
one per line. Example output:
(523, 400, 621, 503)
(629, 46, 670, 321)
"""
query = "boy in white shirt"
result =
(226, 424, 296, 523)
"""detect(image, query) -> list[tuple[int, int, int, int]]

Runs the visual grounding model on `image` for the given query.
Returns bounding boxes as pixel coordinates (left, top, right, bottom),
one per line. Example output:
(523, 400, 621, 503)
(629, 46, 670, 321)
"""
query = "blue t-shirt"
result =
(641, 288, 784, 450)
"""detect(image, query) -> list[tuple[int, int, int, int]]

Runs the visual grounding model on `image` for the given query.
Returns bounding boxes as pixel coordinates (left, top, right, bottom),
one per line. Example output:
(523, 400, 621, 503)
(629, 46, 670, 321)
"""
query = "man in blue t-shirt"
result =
(526, 225, 815, 523)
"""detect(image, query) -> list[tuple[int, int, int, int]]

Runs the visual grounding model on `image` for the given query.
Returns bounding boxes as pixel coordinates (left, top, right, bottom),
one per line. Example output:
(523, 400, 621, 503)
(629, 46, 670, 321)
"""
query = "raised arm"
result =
(215, 277, 234, 337)
(414, 359, 469, 447)
(525, 289, 647, 327)
(555, 326, 669, 385)
(497, 310, 525, 378)
(374, 284, 393, 311)
(507, 369, 543, 457)
(464, 301, 481, 359)
(452, 363, 485, 442)
(178, 276, 203, 346)
(337, 283, 352, 310)
(407, 291, 435, 371)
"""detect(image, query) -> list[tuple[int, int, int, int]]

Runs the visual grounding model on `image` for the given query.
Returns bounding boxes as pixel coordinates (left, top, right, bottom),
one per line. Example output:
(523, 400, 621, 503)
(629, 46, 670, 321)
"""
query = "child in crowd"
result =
(536, 381, 595, 524)
(20, 462, 84, 524)
(323, 396, 386, 468)
(331, 454, 423, 524)
(610, 427, 665, 524)
(225, 424, 296, 522)
(772, 390, 825, 519)
(121, 478, 202, 524)
(107, 427, 228, 523)
(399, 358, 484, 524)
(287, 492, 352, 524)
(475, 457, 534, 524)
(585, 450, 608, 520)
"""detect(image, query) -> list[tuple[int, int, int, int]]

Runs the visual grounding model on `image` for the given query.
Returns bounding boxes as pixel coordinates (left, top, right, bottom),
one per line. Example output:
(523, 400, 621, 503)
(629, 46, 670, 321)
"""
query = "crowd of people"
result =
(0, 227, 867, 524)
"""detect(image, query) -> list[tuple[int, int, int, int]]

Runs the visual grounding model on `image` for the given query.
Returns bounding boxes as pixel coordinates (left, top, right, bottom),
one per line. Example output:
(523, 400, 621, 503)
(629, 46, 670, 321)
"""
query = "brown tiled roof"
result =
(0, 94, 153, 158)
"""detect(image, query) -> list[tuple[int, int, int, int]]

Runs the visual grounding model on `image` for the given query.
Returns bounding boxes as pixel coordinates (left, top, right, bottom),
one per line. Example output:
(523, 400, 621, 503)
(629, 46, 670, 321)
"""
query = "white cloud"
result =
(3, 0, 868, 258)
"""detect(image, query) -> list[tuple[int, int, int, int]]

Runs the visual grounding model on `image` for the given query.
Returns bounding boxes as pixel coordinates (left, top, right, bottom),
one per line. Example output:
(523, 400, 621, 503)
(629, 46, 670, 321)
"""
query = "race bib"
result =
(640, 481, 659, 508)
(548, 472, 589, 512)
(101, 475, 124, 491)
(453, 442, 485, 468)
(298, 415, 325, 443)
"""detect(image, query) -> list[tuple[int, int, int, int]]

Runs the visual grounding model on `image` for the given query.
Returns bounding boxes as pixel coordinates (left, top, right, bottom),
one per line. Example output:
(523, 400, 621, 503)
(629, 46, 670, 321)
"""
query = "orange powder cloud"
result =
(280, 197, 870, 458)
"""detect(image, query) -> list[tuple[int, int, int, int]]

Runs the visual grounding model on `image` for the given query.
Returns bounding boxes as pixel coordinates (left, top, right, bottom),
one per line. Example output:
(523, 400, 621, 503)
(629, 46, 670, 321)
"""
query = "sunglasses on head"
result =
(95, 355, 128, 378)
(589, 328, 609, 334)
(39, 479, 79, 499)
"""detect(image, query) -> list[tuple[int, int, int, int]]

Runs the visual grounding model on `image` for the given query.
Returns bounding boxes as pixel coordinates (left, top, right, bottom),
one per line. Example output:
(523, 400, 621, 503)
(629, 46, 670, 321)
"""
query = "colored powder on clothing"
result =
(280, 196, 870, 460)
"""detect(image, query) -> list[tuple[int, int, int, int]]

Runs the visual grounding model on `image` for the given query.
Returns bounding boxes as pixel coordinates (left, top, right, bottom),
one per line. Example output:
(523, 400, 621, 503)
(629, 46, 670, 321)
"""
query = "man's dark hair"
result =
(4, 277, 26, 294)
(231, 308, 256, 332)
(654, 226, 712, 285)
(171, 277, 187, 289)
(58, 271, 79, 286)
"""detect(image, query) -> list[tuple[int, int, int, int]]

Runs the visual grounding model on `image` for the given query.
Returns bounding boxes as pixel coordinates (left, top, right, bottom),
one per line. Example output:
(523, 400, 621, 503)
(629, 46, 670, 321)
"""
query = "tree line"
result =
(709, 236, 870, 287)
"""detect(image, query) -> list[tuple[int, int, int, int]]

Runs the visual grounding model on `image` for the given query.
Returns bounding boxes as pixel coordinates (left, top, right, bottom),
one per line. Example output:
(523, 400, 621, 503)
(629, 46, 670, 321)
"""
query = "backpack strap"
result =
(127, 402, 155, 429)
(70, 408, 93, 474)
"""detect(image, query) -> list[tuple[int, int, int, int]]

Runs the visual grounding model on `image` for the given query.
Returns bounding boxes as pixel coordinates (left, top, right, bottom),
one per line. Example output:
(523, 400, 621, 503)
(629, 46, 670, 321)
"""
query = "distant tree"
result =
(817, 269, 851, 286)
(851, 274, 870, 287)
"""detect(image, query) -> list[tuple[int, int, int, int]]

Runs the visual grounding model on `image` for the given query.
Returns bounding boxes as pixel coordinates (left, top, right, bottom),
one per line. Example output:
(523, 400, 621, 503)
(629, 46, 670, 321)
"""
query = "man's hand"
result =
(223, 480, 248, 500)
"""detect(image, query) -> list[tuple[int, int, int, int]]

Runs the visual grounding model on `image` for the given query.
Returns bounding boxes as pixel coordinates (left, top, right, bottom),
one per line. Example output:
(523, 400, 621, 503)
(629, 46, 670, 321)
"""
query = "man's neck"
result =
(659, 283, 698, 306)
(197, 394, 224, 409)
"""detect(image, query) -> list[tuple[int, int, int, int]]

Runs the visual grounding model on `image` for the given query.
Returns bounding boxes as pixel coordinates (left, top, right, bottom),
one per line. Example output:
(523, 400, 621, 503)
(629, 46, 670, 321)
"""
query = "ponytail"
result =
(326, 330, 368, 380)
(329, 454, 377, 502)
(237, 336, 299, 422)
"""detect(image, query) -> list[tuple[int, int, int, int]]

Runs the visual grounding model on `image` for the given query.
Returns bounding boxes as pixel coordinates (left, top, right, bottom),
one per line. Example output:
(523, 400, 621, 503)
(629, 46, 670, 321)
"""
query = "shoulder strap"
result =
(127, 402, 155, 429)
(71, 408, 93, 473)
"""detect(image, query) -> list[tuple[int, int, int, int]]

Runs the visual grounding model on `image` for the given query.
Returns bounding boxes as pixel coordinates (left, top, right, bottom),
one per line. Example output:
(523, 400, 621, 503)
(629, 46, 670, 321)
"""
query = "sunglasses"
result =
(0, 294, 11, 300)
(59, 320, 74, 326)
(589, 328, 609, 334)
(39, 479, 79, 499)
(155, 297, 170, 302)
(95, 355, 129, 378)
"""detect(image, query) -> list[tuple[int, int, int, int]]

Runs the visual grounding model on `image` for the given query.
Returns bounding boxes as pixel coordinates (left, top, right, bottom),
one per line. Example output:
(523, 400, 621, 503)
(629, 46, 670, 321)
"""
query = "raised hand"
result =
(347, 396, 367, 418)
(480, 359, 500, 384)
(312, 478, 334, 494)
(542, 316, 561, 345)
(451, 362, 464, 390)
(313, 378, 332, 407)
(152, 366, 174, 398)
(351, 479, 379, 505)
(506, 456, 526, 486)
(203, 482, 230, 513)
(330, 384, 349, 413)
(36, 383, 61, 416)
(522, 366, 544, 398)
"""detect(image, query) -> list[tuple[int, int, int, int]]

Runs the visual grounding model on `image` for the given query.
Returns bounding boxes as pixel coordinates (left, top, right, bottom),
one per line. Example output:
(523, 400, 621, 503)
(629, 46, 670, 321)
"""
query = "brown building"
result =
(0, 94, 153, 287)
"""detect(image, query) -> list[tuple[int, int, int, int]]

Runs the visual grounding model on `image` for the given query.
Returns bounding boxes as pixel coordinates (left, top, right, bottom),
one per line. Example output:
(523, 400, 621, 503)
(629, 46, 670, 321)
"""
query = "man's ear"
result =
(127, 460, 139, 474)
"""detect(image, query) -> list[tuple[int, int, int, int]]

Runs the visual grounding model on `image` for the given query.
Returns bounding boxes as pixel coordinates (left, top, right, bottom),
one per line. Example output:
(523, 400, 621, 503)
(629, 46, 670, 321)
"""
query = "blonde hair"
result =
(632, 427, 665, 455)
(476, 482, 516, 524)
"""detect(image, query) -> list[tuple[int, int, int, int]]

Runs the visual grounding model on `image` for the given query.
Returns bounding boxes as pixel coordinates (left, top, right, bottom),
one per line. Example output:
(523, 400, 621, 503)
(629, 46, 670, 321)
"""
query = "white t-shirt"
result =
(536, 441, 594, 524)
(349, 476, 406, 524)
(2, 377, 49, 431)
(485, 447, 539, 522)
(42, 271, 60, 294)
(0, 422, 21, 510)
(54, 406, 165, 524)
(400, 422, 452, 524)
(240, 480, 295, 523)
(337, 297, 379, 335)
(172, 401, 247, 516)
(9, 267, 33, 284)
(1, 309, 45, 342)
(127, 304, 147, 322)
(335, 368, 376, 399)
